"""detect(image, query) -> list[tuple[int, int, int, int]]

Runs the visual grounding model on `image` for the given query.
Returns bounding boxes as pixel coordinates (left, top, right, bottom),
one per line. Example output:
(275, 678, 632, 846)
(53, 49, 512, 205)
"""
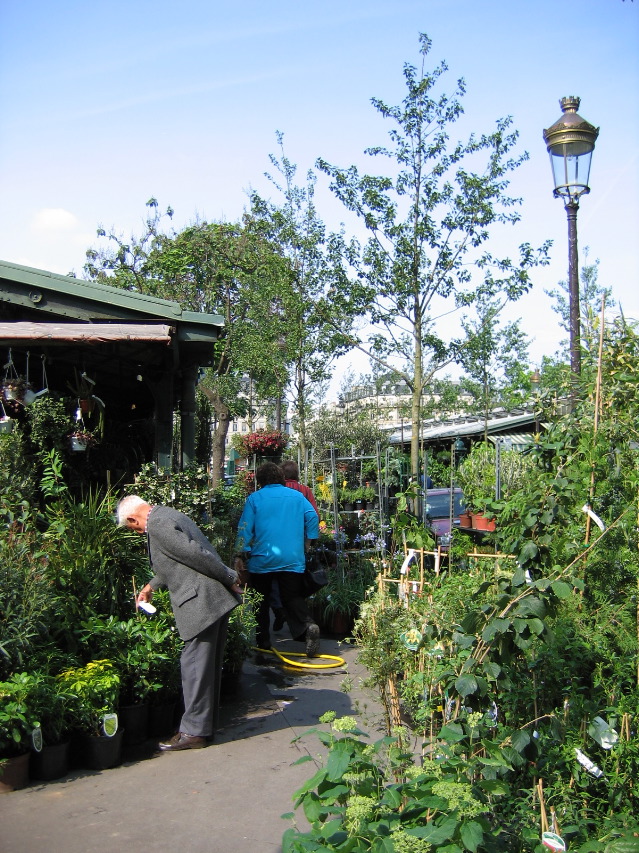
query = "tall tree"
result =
(85, 200, 293, 485)
(249, 134, 360, 471)
(317, 34, 550, 479)
(545, 250, 615, 366)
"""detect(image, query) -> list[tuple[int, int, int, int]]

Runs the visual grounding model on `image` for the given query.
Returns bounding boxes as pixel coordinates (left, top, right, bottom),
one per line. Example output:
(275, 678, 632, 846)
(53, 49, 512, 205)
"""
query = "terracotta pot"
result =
(471, 512, 496, 532)
(458, 512, 472, 529)
(0, 752, 30, 793)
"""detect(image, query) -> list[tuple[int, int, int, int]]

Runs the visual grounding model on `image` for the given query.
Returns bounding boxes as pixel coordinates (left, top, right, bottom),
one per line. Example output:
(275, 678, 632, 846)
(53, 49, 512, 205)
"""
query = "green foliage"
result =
(283, 712, 507, 852)
(459, 295, 532, 418)
(309, 409, 387, 458)
(75, 614, 181, 705)
(85, 202, 297, 485)
(0, 671, 44, 757)
(42, 490, 150, 648)
(250, 132, 361, 459)
(24, 395, 72, 459)
(123, 463, 213, 524)
(0, 525, 57, 680)
(0, 430, 37, 512)
(224, 588, 261, 674)
(317, 32, 550, 478)
(312, 553, 378, 622)
(390, 484, 435, 551)
(56, 660, 120, 736)
(455, 442, 536, 514)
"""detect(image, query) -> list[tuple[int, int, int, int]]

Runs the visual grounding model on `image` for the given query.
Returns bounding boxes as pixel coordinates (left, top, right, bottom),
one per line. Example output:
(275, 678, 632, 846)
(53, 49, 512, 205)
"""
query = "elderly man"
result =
(117, 495, 242, 751)
(234, 462, 320, 657)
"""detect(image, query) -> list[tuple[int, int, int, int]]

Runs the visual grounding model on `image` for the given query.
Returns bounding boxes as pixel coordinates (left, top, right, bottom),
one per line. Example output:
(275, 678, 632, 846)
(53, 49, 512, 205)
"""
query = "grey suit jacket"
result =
(146, 506, 239, 642)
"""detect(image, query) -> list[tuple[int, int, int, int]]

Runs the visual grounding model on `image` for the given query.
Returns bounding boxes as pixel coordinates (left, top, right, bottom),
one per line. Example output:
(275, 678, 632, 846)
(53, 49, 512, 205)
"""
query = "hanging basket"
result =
(69, 434, 90, 452)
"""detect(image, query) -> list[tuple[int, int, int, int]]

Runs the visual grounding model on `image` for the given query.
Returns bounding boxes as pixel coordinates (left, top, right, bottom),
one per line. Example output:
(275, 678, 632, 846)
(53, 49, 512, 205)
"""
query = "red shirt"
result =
(284, 479, 320, 517)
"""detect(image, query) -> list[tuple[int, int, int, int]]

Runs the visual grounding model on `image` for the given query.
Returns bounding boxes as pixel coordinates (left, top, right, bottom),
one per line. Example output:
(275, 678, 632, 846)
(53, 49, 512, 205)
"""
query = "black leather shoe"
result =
(159, 732, 207, 751)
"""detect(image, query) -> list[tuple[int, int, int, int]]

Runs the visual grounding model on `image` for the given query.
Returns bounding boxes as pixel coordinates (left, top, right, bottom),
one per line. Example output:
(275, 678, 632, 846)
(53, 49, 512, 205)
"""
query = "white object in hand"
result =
(138, 600, 157, 614)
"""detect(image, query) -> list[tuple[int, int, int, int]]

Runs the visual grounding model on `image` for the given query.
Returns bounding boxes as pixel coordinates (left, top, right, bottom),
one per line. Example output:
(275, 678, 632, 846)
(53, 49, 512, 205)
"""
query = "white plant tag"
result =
(31, 726, 43, 752)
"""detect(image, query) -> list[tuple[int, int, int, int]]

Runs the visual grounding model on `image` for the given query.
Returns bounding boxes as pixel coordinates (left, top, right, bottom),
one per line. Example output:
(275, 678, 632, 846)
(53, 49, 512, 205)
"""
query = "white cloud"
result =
(31, 208, 79, 232)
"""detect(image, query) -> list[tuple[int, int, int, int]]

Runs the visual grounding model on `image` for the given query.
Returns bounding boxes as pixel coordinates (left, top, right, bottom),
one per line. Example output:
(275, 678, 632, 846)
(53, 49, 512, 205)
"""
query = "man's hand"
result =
(234, 556, 249, 585)
(137, 583, 154, 606)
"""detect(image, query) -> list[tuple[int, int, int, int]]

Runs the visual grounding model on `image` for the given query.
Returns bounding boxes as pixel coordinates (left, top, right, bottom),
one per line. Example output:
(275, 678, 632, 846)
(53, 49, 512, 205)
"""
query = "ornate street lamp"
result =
(543, 97, 599, 379)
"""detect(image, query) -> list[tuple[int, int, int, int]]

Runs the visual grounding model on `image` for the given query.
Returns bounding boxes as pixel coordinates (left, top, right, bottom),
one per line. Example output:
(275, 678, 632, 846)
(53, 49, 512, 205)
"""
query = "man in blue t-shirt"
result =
(234, 462, 320, 656)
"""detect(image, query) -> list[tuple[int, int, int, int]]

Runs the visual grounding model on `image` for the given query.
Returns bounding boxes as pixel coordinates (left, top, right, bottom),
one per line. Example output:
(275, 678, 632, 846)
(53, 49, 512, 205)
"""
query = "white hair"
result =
(116, 495, 149, 527)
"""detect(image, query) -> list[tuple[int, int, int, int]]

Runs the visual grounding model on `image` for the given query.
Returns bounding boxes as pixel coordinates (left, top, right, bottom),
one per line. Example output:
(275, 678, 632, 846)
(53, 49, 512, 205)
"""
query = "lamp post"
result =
(543, 97, 599, 381)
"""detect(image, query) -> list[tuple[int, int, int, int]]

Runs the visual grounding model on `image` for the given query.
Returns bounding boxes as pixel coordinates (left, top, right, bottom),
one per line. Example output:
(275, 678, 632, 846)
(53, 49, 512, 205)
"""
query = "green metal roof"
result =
(0, 259, 224, 330)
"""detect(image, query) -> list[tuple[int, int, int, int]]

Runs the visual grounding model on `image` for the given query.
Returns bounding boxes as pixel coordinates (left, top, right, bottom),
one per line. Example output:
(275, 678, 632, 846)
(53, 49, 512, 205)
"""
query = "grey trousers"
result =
(179, 613, 230, 737)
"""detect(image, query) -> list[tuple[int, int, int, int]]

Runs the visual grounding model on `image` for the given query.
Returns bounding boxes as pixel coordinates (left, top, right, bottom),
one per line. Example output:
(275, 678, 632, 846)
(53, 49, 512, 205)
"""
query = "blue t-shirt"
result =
(235, 483, 319, 574)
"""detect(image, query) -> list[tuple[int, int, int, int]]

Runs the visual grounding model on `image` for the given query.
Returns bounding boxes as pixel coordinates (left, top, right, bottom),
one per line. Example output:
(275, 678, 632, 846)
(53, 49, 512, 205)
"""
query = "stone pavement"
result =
(0, 634, 386, 853)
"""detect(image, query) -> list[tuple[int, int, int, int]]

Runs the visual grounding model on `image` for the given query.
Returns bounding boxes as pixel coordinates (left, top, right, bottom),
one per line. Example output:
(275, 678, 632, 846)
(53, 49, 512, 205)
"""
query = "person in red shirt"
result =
(281, 460, 320, 517)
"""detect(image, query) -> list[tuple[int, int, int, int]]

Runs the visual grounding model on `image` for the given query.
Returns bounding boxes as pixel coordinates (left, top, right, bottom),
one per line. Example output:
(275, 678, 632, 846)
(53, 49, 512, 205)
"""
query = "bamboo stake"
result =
(538, 779, 549, 834)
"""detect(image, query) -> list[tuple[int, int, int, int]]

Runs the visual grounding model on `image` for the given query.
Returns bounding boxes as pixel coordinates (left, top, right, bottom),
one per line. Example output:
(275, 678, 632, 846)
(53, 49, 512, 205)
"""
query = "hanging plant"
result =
(235, 429, 288, 458)
(68, 429, 98, 452)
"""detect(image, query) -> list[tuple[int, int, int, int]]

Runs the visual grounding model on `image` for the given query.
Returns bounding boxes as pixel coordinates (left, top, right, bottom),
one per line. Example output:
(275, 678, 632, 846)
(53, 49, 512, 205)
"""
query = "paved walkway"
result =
(0, 635, 386, 853)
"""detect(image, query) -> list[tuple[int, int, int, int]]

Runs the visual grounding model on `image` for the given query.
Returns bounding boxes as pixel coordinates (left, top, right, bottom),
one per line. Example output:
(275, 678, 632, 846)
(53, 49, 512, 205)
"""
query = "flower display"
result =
(236, 429, 288, 458)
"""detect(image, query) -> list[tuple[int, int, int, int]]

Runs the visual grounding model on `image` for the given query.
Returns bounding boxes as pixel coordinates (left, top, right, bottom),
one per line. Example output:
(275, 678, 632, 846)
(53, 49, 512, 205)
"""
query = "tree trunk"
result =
(295, 364, 308, 475)
(200, 386, 230, 489)
(410, 292, 423, 488)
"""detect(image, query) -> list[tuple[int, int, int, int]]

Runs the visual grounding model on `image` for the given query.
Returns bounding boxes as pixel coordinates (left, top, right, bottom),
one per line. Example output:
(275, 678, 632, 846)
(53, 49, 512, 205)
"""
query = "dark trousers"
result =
(249, 571, 313, 649)
(179, 613, 230, 737)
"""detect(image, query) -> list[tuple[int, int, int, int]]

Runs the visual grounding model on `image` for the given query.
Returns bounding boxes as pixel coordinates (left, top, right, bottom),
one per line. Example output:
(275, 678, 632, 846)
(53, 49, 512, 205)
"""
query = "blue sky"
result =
(1, 1, 637, 393)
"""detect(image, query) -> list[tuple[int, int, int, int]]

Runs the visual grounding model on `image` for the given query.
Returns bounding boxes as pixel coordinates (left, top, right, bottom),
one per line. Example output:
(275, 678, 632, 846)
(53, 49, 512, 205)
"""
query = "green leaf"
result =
(408, 817, 459, 843)
(439, 722, 466, 743)
(326, 743, 353, 781)
(482, 661, 502, 679)
(460, 820, 484, 852)
(551, 580, 573, 600)
(481, 618, 510, 642)
(455, 674, 478, 698)
(528, 617, 545, 635)
(477, 778, 510, 795)
(511, 567, 526, 587)
(510, 729, 531, 752)
(518, 541, 538, 563)
(371, 838, 395, 853)
(513, 596, 546, 618)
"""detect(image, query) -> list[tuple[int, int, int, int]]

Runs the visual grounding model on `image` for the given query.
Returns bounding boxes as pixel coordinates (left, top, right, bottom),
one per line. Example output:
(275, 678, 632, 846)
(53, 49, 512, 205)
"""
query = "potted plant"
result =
(455, 443, 498, 531)
(234, 429, 288, 463)
(338, 487, 358, 512)
(312, 554, 377, 635)
(76, 615, 178, 745)
(68, 428, 98, 452)
(0, 671, 42, 791)
(28, 672, 76, 781)
(56, 660, 122, 770)
(222, 588, 261, 693)
(456, 443, 536, 532)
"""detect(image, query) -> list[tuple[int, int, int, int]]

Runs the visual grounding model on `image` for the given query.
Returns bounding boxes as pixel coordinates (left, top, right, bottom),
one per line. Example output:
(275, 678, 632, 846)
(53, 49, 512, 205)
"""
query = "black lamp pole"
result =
(543, 97, 599, 385)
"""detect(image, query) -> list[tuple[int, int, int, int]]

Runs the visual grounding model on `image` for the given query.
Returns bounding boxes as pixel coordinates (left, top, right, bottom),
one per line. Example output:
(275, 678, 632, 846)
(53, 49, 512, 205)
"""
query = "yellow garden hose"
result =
(253, 646, 346, 670)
